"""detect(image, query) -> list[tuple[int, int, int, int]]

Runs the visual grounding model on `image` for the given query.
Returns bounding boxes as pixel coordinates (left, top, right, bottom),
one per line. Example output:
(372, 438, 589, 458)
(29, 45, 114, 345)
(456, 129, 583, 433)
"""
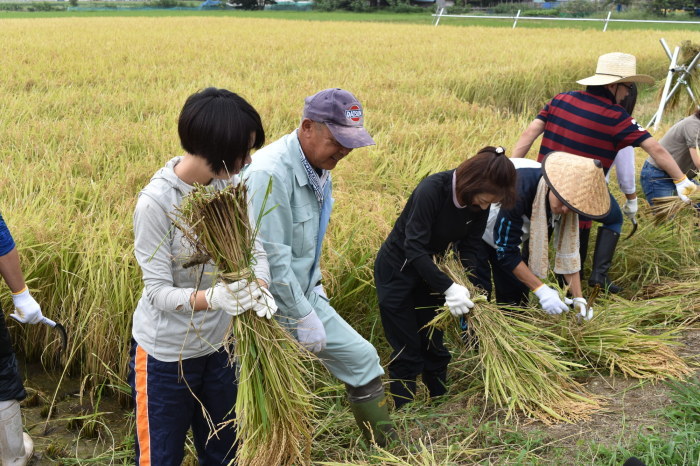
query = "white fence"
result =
(432, 9, 700, 30)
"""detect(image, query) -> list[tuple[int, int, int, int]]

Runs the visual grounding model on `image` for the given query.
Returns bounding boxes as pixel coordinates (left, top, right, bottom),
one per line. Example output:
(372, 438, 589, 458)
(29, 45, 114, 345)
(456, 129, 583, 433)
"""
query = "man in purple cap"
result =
(244, 88, 396, 446)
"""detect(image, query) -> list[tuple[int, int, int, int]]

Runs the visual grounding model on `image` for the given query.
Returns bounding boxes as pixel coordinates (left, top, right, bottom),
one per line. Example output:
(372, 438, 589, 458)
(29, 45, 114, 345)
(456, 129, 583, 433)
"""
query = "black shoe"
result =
(422, 371, 447, 399)
(389, 379, 416, 410)
(588, 226, 622, 294)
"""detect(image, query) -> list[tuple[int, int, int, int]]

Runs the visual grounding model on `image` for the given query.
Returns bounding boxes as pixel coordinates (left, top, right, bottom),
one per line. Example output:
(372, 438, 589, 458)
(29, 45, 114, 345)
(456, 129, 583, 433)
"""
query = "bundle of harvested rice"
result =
(176, 183, 313, 466)
(604, 294, 691, 327)
(649, 193, 700, 225)
(616, 218, 697, 289)
(656, 40, 700, 112)
(554, 293, 692, 381)
(559, 315, 692, 380)
(427, 254, 602, 424)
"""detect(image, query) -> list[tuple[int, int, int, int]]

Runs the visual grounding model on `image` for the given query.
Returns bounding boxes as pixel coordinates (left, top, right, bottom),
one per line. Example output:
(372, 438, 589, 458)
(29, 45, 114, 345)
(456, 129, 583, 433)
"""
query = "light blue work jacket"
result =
(243, 131, 331, 320)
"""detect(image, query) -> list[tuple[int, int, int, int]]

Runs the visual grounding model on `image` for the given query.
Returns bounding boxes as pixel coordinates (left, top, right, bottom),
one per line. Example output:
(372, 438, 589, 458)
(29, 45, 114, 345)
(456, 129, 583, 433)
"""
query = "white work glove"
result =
(572, 297, 593, 321)
(533, 284, 569, 315)
(206, 279, 263, 316)
(674, 176, 697, 203)
(622, 198, 638, 221)
(251, 287, 278, 319)
(312, 284, 328, 300)
(297, 309, 327, 354)
(443, 283, 474, 317)
(10, 288, 43, 324)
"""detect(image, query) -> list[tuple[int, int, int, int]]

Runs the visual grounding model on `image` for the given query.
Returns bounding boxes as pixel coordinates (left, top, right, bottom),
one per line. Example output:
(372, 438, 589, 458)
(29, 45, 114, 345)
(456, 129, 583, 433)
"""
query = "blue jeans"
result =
(0, 313, 26, 402)
(128, 341, 238, 465)
(580, 191, 623, 234)
(640, 161, 676, 206)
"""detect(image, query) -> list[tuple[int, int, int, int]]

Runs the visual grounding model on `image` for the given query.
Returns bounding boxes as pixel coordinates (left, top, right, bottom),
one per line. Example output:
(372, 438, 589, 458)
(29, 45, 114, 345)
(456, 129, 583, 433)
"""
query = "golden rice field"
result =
(1, 15, 699, 463)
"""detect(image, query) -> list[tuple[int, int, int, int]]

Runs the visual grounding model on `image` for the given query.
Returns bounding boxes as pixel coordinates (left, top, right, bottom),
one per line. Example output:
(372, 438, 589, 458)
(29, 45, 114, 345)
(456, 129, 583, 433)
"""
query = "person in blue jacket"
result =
(481, 152, 609, 319)
(0, 212, 44, 465)
(374, 146, 517, 409)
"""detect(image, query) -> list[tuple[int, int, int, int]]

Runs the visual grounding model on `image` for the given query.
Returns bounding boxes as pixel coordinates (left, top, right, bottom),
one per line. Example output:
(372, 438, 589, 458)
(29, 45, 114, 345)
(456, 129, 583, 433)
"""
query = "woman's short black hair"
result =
(178, 87, 265, 174)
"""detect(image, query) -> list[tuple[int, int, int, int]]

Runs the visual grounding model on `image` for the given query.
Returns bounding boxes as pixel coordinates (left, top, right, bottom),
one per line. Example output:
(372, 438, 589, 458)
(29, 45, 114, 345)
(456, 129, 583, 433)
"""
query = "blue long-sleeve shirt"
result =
(487, 161, 547, 272)
(0, 213, 16, 257)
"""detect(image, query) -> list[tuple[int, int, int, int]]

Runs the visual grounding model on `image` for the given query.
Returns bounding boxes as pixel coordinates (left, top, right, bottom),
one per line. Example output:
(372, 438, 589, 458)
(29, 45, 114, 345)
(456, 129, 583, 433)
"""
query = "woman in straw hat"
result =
(512, 52, 696, 294)
(480, 152, 608, 319)
(374, 146, 516, 409)
(640, 107, 700, 206)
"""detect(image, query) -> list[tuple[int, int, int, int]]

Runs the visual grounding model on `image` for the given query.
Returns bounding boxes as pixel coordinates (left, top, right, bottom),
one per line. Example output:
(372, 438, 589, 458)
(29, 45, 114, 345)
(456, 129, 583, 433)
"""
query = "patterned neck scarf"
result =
(298, 146, 331, 204)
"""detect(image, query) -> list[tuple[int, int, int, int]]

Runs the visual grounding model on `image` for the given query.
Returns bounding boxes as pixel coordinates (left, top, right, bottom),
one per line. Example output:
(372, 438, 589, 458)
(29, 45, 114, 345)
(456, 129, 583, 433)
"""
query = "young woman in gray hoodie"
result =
(128, 88, 276, 465)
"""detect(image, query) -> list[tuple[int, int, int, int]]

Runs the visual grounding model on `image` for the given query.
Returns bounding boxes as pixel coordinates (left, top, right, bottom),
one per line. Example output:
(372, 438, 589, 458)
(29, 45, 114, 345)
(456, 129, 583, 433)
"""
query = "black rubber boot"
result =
(579, 227, 590, 281)
(347, 378, 399, 447)
(588, 226, 622, 294)
(422, 370, 447, 400)
(389, 378, 416, 410)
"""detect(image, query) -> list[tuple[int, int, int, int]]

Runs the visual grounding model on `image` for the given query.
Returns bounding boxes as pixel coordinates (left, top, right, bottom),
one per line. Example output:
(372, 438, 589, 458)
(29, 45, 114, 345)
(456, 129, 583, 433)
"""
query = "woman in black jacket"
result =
(375, 146, 517, 409)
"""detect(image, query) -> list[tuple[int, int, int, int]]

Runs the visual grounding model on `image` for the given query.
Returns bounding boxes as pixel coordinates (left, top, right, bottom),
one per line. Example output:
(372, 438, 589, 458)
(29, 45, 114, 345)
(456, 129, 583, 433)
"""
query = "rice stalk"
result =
(640, 266, 700, 314)
(656, 40, 700, 113)
(615, 213, 700, 293)
(175, 183, 313, 466)
(648, 193, 700, 225)
(603, 293, 691, 327)
(426, 254, 602, 424)
(554, 301, 692, 381)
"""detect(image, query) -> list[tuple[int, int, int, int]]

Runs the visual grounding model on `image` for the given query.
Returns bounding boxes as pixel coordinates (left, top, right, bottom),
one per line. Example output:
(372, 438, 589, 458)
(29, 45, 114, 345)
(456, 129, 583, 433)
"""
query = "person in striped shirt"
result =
(511, 52, 696, 294)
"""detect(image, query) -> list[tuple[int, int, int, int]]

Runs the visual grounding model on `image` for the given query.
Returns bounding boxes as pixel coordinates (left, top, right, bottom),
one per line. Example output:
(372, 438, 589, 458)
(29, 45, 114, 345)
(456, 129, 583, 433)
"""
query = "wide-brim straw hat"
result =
(576, 52, 654, 86)
(542, 152, 610, 219)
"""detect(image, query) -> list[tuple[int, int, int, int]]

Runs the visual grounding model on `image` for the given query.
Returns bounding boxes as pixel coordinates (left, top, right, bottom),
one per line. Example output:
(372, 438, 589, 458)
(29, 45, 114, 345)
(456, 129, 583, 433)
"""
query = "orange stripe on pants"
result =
(135, 345, 151, 466)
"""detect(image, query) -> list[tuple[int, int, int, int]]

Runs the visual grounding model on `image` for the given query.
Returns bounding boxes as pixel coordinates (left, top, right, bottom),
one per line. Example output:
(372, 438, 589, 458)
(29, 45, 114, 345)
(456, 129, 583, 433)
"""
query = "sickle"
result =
(624, 217, 638, 240)
(39, 316, 67, 354)
(587, 284, 602, 309)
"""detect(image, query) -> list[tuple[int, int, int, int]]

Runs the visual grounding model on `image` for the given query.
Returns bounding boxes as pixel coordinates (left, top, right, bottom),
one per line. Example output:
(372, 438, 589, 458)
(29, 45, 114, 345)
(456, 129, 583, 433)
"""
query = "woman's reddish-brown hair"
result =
(455, 146, 517, 210)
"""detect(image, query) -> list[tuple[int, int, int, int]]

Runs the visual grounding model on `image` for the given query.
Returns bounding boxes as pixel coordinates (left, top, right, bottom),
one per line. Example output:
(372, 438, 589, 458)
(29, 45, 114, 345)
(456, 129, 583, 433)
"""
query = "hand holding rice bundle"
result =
(427, 253, 603, 424)
(131, 88, 312, 466)
(176, 182, 314, 466)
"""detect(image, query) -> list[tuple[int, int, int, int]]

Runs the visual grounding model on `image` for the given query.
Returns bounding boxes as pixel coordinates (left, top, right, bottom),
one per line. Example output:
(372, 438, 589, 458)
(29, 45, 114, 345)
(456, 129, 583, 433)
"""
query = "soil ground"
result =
(18, 330, 700, 465)
(515, 328, 700, 462)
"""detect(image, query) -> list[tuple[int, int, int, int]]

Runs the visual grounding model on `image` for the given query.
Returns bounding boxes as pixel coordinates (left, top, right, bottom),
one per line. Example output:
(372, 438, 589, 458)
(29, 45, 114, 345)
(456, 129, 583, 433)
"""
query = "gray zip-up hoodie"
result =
(132, 156, 271, 362)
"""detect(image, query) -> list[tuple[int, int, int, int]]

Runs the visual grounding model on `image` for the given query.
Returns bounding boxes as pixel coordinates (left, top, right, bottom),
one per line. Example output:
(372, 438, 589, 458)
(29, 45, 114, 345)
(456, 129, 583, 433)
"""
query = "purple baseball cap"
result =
(302, 88, 375, 149)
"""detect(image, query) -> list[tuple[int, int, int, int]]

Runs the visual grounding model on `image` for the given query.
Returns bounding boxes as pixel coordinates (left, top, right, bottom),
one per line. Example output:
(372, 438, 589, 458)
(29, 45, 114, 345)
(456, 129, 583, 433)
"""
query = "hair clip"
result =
(495, 146, 506, 156)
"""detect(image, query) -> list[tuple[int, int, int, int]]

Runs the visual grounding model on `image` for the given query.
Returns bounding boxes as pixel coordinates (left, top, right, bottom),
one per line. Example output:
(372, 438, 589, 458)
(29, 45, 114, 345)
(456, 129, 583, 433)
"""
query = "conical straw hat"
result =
(576, 52, 654, 86)
(542, 152, 610, 219)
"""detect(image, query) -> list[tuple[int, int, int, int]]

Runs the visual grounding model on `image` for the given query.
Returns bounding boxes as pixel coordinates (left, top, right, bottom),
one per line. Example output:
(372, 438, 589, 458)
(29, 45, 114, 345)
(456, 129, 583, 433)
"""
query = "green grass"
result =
(561, 377, 700, 466)
(59, 376, 700, 464)
(1, 7, 699, 32)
